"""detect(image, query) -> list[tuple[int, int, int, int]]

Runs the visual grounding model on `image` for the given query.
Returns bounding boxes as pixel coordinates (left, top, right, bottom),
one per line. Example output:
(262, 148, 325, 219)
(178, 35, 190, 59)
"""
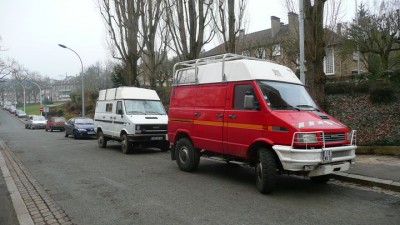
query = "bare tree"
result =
(139, 0, 169, 88)
(212, 0, 247, 53)
(164, 0, 215, 60)
(99, 0, 142, 86)
(344, 1, 400, 72)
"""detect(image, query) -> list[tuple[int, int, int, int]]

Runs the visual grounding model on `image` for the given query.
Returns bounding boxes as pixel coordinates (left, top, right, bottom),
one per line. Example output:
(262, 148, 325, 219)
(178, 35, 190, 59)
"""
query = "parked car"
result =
(45, 117, 66, 132)
(26, 115, 47, 129)
(64, 117, 96, 139)
(16, 110, 27, 118)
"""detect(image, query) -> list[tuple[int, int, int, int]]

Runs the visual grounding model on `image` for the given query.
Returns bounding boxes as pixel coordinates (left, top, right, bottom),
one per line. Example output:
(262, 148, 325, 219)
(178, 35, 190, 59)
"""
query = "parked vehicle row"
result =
(16, 54, 358, 194)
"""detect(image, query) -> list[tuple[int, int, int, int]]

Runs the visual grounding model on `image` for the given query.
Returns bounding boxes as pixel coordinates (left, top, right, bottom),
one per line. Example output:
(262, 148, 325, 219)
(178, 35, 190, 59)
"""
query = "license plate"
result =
(151, 137, 163, 141)
(322, 149, 332, 162)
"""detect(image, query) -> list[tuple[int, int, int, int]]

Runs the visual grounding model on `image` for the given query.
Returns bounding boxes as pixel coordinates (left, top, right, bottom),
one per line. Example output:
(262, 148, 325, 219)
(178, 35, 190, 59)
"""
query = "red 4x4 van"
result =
(168, 54, 357, 194)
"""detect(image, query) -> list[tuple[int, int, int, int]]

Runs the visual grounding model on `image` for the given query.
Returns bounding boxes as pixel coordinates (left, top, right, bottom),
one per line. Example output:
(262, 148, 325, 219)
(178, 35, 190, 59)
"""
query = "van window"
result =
(116, 101, 123, 114)
(106, 103, 113, 112)
(233, 84, 256, 110)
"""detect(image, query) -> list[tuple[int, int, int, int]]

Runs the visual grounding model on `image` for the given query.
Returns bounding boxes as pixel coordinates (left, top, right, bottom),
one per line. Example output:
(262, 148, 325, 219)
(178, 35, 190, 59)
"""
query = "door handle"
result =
(194, 112, 201, 117)
(228, 114, 236, 119)
(216, 113, 223, 118)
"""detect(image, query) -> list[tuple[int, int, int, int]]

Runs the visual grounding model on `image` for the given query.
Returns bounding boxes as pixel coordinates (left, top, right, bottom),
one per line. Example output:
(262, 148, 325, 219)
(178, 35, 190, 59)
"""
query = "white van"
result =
(94, 87, 169, 154)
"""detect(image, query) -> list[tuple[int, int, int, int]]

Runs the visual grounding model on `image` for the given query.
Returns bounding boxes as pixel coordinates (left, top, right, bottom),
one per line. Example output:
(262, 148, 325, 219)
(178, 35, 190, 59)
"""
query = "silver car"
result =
(26, 115, 47, 129)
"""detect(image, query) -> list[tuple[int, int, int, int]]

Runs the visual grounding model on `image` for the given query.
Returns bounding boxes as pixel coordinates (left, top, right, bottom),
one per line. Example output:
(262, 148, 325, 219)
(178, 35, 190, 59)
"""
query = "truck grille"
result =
(323, 133, 345, 142)
(138, 124, 167, 134)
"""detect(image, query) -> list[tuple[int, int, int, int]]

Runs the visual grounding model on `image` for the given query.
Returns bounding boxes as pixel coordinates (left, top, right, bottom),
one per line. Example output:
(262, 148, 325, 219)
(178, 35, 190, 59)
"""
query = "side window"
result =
(116, 101, 123, 114)
(106, 103, 113, 112)
(233, 84, 256, 110)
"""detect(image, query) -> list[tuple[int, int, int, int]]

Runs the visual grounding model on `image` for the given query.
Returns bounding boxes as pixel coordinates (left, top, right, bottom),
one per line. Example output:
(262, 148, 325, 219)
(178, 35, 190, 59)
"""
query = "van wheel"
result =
(175, 138, 200, 172)
(310, 174, 331, 183)
(98, 131, 107, 148)
(255, 148, 277, 194)
(159, 142, 170, 152)
(121, 134, 132, 154)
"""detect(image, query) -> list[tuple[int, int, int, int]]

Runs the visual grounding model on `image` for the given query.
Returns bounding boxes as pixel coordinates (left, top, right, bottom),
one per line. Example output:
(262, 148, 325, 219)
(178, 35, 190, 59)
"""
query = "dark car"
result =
(45, 117, 66, 132)
(64, 117, 96, 139)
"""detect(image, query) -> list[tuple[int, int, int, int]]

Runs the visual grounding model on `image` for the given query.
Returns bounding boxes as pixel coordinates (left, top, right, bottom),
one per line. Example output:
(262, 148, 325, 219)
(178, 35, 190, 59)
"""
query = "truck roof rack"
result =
(173, 54, 272, 85)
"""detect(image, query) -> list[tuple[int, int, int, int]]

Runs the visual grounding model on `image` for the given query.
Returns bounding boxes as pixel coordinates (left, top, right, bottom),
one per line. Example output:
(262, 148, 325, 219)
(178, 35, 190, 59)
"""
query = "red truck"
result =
(168, 54, 357, 194)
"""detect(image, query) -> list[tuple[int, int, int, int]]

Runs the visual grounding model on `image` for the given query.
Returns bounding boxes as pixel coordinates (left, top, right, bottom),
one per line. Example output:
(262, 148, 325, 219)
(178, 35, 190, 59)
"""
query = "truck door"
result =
(192, 83, 226, 153)
(223, 82, 264, 157)
(112, 100, 125, 138)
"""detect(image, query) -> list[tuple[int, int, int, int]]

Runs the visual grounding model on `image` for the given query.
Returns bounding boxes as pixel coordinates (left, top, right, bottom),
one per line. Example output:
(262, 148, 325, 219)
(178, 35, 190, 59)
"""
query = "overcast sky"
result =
(0, 0, 364, 80)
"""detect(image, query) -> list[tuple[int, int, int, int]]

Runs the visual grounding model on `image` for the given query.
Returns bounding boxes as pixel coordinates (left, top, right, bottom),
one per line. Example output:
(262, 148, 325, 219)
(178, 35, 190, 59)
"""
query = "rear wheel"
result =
(175, 138, 200, 172)
(310, 174, 331, 183)
(121, 134, 132, 154)
(98, 131, 107, 148)
(255, 148, 278, 194)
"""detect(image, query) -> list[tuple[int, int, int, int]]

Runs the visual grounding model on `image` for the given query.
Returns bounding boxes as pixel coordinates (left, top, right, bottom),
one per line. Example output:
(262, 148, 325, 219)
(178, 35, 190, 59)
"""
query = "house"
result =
(202, 13, 363, 80)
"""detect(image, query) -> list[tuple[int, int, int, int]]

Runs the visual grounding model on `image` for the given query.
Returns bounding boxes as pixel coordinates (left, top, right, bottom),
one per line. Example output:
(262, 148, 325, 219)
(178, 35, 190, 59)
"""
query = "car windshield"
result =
(257, 81, 319, 111)
(75, 119, 94, 125)
(33, 116, 46, 121)
(124, 100, 166, 115)
(54, 118, 65, 122)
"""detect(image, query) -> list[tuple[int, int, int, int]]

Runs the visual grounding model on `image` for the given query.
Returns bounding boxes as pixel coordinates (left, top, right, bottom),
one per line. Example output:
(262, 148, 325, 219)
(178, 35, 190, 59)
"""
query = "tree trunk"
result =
(227, 0, 235, 53)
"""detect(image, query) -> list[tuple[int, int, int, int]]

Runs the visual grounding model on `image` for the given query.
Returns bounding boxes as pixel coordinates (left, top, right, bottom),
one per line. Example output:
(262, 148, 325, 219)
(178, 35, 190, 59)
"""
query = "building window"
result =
(272, 44, 281, 56)
(324, 48, 335, 75)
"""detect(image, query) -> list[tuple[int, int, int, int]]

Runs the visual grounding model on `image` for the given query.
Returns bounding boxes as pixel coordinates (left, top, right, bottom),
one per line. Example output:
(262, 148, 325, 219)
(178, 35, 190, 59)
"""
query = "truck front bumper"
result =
(272, 145, 356, 176)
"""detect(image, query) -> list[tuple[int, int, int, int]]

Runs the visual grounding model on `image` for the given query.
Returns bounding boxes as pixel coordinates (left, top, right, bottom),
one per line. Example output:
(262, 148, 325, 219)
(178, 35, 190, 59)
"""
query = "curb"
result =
(333, 172, 400, 192)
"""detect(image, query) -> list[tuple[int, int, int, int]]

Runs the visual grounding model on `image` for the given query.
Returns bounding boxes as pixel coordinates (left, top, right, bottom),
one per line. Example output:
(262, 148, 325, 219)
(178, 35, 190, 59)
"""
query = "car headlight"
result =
(297, 133, 318, 144)
(347, 131, 352, 141)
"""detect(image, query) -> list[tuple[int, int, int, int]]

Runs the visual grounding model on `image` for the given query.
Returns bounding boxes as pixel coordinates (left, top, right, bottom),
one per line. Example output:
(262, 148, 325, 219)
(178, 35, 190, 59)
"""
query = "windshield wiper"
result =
(271, 105, 300, 111)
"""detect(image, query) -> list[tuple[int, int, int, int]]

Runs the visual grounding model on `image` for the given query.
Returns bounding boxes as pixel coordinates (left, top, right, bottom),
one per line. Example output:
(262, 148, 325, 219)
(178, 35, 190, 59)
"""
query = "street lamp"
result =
(58, 44, 85, 117)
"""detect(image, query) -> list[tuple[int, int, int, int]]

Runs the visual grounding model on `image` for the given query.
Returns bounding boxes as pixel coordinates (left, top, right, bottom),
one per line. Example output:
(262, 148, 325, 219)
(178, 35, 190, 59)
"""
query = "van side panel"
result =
(192, 83, 227, 152)
(168, 86, 197, 142)
(223, 81, 264, 158)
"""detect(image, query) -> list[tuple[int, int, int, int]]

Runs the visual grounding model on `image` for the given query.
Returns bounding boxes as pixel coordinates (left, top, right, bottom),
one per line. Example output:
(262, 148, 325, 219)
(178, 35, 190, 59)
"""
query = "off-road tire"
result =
(121, 134, 132, 154)
(255, 148, 278, 194)
(175, 138, 200, 172)
(310, 174, 331, 183)
(98, 131, 107, 148)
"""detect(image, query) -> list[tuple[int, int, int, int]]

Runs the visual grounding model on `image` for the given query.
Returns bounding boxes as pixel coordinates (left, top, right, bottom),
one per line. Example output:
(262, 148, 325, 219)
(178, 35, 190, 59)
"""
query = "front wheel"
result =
(121, 134, 132, 154)
(64, 129, 69, 137)
(98, 131, 107, 148)
(255, 148, 278, 194)
(175, 138, 200, 172)
(310, 174, 331, 183)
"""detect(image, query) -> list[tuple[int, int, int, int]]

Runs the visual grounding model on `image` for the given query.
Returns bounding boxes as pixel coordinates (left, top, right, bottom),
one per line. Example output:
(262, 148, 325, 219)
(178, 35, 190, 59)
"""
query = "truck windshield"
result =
(257, 81, 319, 111)
(124, 100, 166, 115)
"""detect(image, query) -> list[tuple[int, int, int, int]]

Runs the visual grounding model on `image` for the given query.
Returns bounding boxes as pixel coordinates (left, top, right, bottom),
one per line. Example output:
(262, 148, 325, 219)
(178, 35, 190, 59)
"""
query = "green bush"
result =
(369, 86, 396, 104)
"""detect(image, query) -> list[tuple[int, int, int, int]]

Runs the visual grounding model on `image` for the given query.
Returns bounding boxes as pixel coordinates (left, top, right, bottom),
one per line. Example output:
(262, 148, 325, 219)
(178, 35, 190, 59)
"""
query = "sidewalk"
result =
(333, 154, 400, 192)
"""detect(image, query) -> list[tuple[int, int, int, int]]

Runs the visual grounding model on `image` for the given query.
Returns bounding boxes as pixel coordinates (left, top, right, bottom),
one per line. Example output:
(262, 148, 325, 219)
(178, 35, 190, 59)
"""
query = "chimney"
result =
(271, 16, 281, 38)
(288, 12, 298, 35)
(238, 29, 245, 39)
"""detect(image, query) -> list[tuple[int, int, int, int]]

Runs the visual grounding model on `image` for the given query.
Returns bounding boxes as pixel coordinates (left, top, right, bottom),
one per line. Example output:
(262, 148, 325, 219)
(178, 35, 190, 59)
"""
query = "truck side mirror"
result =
(244, 95, 255, 109)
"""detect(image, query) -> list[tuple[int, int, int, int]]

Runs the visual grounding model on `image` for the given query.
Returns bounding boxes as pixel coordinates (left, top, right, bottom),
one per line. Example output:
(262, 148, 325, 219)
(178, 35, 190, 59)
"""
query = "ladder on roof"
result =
(172, 53, 266, 85)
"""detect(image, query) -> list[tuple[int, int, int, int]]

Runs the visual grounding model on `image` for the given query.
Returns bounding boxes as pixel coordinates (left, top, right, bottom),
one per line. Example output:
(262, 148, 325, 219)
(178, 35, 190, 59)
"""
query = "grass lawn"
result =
(17, 102, 67, 116)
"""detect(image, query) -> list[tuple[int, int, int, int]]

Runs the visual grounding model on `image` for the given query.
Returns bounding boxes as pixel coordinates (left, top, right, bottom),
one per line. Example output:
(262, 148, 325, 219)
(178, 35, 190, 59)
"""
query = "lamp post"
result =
(58, 44, 85, 117)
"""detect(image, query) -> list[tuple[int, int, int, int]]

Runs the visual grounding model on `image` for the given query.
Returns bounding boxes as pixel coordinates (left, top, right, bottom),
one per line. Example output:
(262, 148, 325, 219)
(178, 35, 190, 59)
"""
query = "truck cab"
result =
(168, 54, 357, 194)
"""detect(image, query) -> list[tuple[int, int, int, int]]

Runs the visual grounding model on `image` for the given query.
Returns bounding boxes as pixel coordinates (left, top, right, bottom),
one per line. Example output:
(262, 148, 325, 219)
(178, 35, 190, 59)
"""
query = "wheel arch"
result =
(247, 140, 283, 170)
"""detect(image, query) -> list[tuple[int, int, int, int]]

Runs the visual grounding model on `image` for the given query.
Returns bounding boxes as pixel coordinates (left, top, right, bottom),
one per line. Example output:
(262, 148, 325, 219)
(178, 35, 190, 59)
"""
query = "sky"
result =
(0, 0, 366, 80)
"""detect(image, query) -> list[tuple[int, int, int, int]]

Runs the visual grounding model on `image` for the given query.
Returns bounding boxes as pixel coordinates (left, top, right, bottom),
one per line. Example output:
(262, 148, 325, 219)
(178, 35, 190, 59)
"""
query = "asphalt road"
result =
(1, 109, 400, 225)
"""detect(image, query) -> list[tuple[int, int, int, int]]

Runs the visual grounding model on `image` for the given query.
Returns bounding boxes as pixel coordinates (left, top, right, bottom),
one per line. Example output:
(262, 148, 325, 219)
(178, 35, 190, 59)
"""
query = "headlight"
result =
(297, 133, 318, 144)
(347, 131, 352, 141)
